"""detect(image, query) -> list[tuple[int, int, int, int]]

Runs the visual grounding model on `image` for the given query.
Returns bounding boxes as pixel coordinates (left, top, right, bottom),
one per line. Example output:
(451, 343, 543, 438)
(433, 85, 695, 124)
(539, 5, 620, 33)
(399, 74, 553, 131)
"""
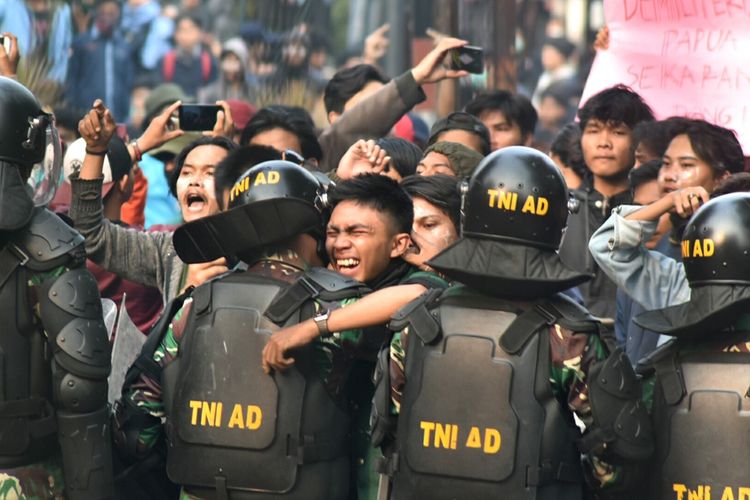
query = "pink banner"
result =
(580, 0, 750, 153)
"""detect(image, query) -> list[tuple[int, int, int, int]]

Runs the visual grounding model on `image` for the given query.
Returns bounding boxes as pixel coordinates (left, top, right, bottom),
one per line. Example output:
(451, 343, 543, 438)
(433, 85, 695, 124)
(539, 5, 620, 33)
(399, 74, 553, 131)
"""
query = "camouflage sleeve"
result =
(115, 300, 192, 458)
(548, 324, 608, 425)
(389, 327, 408, 414)
(548, 325, 655, 495)
(0, 456, 66, 499)
(546, 325, 629, 490)
(309, 297, 367, 399)
(641, 375, 656, 413)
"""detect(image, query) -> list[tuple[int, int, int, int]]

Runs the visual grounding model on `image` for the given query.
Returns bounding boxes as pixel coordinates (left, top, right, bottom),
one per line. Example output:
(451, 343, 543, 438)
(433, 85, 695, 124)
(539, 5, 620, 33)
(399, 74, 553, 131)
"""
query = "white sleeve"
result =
(588, 205, 691, 309)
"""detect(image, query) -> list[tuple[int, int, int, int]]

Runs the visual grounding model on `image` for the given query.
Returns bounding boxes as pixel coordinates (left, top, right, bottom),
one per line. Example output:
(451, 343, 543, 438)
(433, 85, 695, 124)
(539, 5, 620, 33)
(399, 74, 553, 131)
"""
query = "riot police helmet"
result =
(0, 77, 62, 230)
(174, 160, 327, 263)
(681, 193, 750, 286)
(636, 193, 750, 337)
(462, 146, 569, 250)
(427, 146, 590, 298)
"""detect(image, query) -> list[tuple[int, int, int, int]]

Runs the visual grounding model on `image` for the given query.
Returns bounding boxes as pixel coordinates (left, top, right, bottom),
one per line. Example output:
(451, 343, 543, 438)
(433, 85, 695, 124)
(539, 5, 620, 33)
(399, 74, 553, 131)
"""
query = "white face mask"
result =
(221, 58, 242, 74)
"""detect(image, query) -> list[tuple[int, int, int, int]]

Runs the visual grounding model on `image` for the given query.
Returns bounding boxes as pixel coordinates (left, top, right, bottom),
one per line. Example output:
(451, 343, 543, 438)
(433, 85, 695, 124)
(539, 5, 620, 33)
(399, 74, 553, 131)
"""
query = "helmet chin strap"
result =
(459, 179, 469, 237)
(0, 163, 34, 231)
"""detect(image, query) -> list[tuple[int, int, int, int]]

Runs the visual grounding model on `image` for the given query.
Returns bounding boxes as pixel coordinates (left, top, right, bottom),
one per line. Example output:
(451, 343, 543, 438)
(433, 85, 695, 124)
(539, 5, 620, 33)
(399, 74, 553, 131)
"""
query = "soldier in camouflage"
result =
(378, 147, 655, 500)
(114, 161, 402, 499)
(632, 193, 750, 499)
(0, 79, 113, 498)
(262, 174, 460, 500)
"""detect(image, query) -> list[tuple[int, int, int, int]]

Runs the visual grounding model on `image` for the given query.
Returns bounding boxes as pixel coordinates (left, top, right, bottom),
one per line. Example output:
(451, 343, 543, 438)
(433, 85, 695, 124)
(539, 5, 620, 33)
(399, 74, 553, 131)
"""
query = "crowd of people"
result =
(0, 2, 749, 500)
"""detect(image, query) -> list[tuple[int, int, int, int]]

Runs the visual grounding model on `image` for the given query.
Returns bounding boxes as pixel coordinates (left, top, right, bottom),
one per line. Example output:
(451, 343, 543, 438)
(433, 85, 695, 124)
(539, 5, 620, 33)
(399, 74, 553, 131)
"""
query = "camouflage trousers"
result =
(0, 458, 65, 500)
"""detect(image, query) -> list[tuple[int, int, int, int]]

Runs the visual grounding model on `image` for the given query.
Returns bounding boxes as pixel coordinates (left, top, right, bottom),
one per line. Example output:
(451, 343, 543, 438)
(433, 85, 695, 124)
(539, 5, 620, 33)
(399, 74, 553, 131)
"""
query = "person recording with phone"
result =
(68, 98, 237, 311)
(318, 36, 470, 171)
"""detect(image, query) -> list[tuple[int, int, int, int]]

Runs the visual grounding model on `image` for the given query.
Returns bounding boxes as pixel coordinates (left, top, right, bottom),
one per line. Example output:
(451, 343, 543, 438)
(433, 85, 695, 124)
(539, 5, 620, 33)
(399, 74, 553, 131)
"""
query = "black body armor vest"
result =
(388, 288, 597, 500)
(0, 209, 84, 466)
(647, 339, 750, 499)
(0, 208, 114, 499)
(162, 267, 369, 500)
(0, 246, 57, 466)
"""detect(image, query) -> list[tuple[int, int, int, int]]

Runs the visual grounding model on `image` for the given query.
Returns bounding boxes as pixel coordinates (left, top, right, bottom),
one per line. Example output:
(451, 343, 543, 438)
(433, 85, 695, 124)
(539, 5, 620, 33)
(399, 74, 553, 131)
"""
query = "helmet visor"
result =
(26, 115, 62, 207)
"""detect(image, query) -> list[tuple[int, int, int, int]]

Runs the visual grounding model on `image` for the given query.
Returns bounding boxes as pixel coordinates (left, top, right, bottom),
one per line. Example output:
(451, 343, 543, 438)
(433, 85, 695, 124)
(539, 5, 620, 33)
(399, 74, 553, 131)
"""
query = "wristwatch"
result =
(313, 310, 332, 337)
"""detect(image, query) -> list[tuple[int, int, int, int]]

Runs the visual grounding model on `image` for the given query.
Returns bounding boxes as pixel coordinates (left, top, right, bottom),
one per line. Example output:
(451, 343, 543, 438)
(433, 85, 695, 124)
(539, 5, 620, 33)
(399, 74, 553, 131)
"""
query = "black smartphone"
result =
(179, 104, 221, 131)
(449, 45, 484, 74)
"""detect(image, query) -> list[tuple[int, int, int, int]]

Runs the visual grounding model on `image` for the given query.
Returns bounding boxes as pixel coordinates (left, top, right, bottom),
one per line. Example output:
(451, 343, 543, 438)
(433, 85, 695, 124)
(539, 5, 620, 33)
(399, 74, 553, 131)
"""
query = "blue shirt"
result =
(140, 154, 182, 228)
(67, 27, 134, 121)
(0, 0, 72, 82)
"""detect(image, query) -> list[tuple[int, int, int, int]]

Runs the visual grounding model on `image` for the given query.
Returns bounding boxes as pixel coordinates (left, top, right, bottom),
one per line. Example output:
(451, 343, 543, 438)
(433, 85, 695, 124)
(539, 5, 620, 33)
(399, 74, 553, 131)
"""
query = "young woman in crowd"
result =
(589, 118, 745, 312)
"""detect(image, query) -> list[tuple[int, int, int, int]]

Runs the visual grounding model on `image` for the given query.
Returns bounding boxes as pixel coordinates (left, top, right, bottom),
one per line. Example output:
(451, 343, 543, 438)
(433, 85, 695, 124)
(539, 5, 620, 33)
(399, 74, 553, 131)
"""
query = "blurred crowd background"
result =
(4, 0, 602, 158)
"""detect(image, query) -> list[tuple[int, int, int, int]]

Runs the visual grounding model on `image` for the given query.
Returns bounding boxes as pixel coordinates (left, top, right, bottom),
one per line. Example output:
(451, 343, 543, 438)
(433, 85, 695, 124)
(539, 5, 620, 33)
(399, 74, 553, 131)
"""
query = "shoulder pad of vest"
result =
(13, 209, 84, 271)
(581, 347, 655, 462)
(499, 293, 598, 354)
(388, 288, 443, 344)
(543, 293, 600, 334)
(634, 338, 678, 377)
(301, 267, 371, 300)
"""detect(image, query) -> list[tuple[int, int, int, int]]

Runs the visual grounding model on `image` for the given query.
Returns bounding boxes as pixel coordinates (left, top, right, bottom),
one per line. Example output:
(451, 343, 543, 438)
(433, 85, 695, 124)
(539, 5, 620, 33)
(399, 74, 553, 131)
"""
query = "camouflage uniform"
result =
(0, 457, 65, 500)
(115, 250, 379, 498)
(349, 269, 450, 500)
(387, 285, 635, 494)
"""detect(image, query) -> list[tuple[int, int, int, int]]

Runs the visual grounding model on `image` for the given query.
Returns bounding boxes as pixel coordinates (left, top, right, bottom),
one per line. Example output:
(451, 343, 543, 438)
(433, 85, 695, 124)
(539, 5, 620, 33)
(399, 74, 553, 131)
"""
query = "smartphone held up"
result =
(448, 45, 484, 74)
(178, 104, 221, 131)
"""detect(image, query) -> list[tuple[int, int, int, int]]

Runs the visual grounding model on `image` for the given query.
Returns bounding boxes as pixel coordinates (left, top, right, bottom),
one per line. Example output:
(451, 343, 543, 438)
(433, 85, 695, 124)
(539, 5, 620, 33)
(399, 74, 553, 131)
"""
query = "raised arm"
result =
(588, 188, 708, 309)
(318, 37, 468, 171)
(70, 100, 184, 291)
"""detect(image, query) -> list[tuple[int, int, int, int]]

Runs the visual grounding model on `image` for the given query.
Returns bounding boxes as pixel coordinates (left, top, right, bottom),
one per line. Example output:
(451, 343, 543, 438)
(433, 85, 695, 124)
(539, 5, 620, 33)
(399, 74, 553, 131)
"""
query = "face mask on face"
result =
(221, 58, 242, 74)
